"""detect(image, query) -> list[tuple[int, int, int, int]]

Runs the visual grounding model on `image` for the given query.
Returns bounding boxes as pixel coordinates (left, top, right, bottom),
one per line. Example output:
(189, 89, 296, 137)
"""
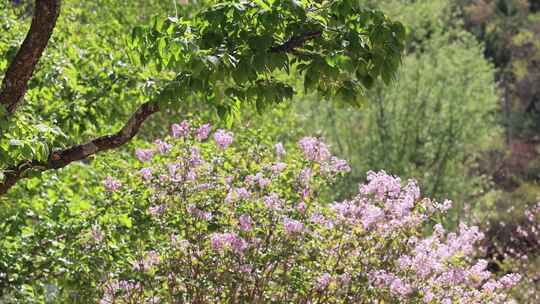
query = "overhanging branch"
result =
(0, 8, 322, 195)
(0, 101, 159, 195)
(270, 30, 322, 53)
(0, 0, 61, 116)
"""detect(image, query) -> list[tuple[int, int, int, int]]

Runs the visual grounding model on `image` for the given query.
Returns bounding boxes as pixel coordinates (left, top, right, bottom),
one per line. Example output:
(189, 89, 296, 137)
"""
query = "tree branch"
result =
(0, 10, 321, 195)
(0, 0, 61, 116)
(269, 30, 322, 53)
(0, 101, 159, 195)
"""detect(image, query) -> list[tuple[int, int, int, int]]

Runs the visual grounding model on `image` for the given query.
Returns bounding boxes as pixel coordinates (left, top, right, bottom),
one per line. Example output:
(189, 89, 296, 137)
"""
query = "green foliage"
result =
(375, 0, 454, 42)
(0, 0, 405, 188)
(250, 27, 499, 216)
(129, 0, 405, 116)
(0, 124, 323, 301)
(0, 0, 175, 169)
(461, 0, 540, 138)
(358, 30, 498, 200)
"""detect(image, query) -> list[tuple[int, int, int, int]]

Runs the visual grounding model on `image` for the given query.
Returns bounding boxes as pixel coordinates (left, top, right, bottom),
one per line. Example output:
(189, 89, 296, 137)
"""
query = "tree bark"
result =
(0, 0, 61, 116)
(0, 101, 159, 195)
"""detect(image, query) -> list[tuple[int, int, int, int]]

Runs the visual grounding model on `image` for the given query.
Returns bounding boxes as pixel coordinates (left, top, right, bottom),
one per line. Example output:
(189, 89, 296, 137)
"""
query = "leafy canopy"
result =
(130, 0, 405, 116)
(0, 0, 404, 193)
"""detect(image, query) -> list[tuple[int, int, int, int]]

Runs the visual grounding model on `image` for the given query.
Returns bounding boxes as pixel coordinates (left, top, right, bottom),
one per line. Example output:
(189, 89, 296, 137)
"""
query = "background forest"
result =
(1, 0, 539, 303)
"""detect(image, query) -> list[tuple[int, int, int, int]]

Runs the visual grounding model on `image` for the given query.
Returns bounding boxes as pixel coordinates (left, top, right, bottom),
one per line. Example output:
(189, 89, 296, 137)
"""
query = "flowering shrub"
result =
(86, 121, 521, 303)
(481, 202, 540, 303)
(0, 121, 521, 302)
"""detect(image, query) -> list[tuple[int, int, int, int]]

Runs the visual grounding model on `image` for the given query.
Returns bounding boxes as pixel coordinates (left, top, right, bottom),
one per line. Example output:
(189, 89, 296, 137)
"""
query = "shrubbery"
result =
(1, 122, 521, 303)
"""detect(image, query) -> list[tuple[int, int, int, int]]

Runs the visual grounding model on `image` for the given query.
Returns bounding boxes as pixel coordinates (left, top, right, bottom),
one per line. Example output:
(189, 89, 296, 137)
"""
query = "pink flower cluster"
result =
(213, 129, 234, 149)
(196, 123, 211, 141)
(299, 137, 350, 175)
(330, 171, 424, 234)
(298, 137, 331, 162)
(97, 122, 521, 303)
(210, 232, 248, 254)
(238, 214, 253, 232)
(171, 120, 190, 138)
(283, 217, 304, 235)
(225, 187, 250, 203)
(103, 176, 121, 192)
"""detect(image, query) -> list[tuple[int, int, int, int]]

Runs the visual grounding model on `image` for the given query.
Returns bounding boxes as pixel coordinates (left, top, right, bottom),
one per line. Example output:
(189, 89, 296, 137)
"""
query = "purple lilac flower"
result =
(239, 214, 253, 232)
(498, 273, 521, 288)
(101, 280, 140, 304)
(296, 202, 307, 213)
(135, 148, 154, 162)
(154, 139, 172, 154)
(482, 280, 502, 293)
(316, 273, 331, 289)
(359, 170, 402, 200)
(133, 251, 161, 272)
(301, 187, 311, 200)
(329, 156, 351, 173)
(210, 232, 247, 254)
(187, 204, 212, 220)
(361, 204, 384, 229)
(271, 162, 287, 174)
(283, 217, 304, 235)
(299, 168, 312, 186)
(171, 120, 190, 138)
(423, 291, 435, 303)
(434, 199, 453, 212)
(167, 163, 180, 178)
(104, 176, 121, 192)
(149, 204, 167, 217)
(139, 167, 152, 181)
(264, 193, 283, 210)
(239, 264, 252, 274)
(275, 142, 286, 158)
(467, 260, 491, 284)
(196, 123, 211, 141)
(254, 172, 271, 188)
(298, 137, 331, 163)
(214, 129, 234, 149)
(339, 273, 351, 285)
(244, 174, 256, 185)
(187, 169, 197, 181)
(389, 277, 412, 296)
(310, 212, 326, 225)
(91, 225, 104, 244)
(190, 147, 202, 166)
(225, 187, 250, 203)
(369, 270, 411, 297)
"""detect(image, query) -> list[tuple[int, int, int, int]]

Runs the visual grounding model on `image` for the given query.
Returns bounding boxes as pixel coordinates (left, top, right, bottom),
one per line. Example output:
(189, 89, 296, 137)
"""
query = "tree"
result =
(0, 0, 405, 196)
(247, 1, 499, 213)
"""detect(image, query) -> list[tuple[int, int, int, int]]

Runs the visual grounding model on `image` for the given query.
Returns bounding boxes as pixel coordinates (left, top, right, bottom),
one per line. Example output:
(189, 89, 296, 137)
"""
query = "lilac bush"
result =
(97, 122, 520, 303)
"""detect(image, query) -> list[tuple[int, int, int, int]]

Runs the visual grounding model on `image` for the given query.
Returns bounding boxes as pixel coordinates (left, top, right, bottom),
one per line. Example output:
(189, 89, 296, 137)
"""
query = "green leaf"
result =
(118, 214, 132, 228)
(254, 0, 272, 11)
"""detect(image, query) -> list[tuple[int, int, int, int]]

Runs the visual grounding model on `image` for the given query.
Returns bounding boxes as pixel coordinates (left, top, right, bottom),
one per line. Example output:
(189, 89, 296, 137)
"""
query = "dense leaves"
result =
(0, 0, 404, 194)
(130, 0, 405, 115)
